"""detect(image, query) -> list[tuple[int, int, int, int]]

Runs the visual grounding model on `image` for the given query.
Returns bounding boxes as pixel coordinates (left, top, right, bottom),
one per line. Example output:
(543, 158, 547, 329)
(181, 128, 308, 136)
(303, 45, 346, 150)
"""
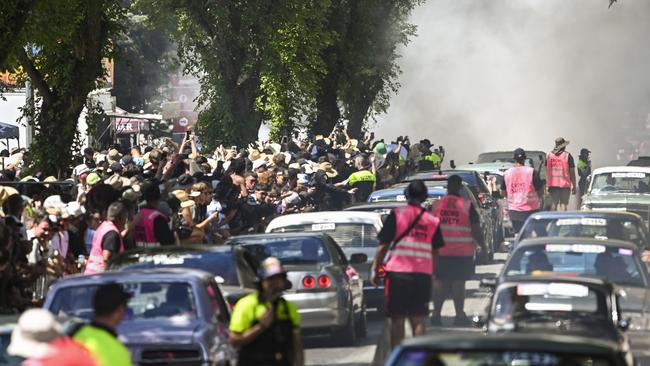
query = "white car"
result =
(265, 211, 385, 310)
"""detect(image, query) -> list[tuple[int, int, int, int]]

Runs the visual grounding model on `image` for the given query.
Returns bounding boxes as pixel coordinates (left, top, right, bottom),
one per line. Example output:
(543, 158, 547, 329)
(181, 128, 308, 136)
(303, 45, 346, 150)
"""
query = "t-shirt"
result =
(377, 209, 445, 250)
(230, 293, 300, 334)
(101, 231, 121, 253)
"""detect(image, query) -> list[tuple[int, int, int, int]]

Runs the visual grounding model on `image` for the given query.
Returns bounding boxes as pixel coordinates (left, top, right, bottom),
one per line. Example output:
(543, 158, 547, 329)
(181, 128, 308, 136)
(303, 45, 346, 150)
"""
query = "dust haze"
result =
(376, 0, 650, 167)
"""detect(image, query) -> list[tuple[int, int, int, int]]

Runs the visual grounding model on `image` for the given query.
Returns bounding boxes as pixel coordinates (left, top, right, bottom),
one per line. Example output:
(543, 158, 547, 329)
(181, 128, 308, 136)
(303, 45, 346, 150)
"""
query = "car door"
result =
(203, 279, 236, 362)
(326, 236, 364, 310)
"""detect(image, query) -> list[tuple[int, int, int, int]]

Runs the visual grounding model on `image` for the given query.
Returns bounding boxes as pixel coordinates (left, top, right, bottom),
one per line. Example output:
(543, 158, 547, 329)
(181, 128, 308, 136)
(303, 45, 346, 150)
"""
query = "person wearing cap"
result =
(72, 283, 133, 366)
(371, 180, 444, 349)
(230, 257, 303, 366)
(131, 182, 174, 248)
(336, 155, 376, 202)
(577, 148, 592, 205)
(8, 308, 99, 366)
(546, 137, 577, 211)
(431, 175, 485, 326)
(84, 202, 127, 275)
(501, 148, 544, 234)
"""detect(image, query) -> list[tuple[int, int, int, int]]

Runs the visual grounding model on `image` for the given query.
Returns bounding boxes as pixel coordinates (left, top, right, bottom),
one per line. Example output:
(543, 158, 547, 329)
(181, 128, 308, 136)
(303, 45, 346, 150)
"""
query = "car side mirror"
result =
(480, 277, 497, 289)
(618, 318, 630, 331)
(472, 315, 486, 328)
(350, 253, 368, 264)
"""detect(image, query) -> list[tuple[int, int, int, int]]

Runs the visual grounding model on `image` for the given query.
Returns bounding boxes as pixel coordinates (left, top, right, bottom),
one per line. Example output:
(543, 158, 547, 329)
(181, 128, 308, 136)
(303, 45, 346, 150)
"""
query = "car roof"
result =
(455, 162, 513, 174)
(528, 210, 643, 221)
(399, 333, 619, 354)
(497, 275, 614, 290)
(228, 232, 328, 241)
(51, 267, 214, 288)
(370, 187, 447, 197)
(344, 201, 407, 211)
(592, 166, 650, 174)
(404, 170, 478, 182)
(112, 244, 234, 258)
(516, 237, 637, 250)
(266, 211, 382, 230)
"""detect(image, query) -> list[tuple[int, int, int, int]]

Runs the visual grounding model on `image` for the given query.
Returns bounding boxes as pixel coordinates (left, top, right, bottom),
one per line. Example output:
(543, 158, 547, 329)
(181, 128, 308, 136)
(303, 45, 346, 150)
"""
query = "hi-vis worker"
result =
(502, 148, 543, 233)
(546, 137, 577, 211)
(431, 175, 485, 327)
(337, 155, 376, 202)
(132, 182, 174, 247)
(84, 202, 127, 275)
(371, 180, 444, 348)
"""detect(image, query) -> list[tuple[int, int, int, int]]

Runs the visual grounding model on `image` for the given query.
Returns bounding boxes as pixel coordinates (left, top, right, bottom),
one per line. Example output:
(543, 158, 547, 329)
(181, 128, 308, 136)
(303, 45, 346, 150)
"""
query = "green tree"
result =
(3, 0, 124, 176)
(138, 0, 331, 148)
(0, 0, 36, 68)
(112, 11, 176, 113)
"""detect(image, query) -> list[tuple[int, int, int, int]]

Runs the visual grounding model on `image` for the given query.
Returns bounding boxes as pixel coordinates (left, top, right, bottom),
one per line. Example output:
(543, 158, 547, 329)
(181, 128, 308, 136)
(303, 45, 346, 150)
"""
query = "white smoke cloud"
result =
(376, 0, 650, 167)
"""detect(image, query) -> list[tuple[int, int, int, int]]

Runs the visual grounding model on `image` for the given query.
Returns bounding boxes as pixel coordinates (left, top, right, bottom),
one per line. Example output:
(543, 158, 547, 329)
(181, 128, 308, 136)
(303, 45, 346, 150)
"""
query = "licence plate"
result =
(311, 223, 336, 231)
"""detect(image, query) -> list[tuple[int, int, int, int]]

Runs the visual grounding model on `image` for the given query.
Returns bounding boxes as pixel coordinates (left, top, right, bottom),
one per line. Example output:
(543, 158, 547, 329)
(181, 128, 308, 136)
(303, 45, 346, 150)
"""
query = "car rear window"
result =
(505, 244, 645, 287)
(237, 237, 331, 264)
(49, 282, 197, 321)
(269, 223, 378, 247)
(393, 349, 612, 366)
(110, 251, 240, 286)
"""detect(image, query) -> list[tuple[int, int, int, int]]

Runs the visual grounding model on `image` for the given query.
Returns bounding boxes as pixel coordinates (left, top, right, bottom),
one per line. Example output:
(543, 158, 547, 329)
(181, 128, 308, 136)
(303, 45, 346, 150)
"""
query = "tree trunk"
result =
(314, 62, 340, 136)
(346, 101, 369, 139)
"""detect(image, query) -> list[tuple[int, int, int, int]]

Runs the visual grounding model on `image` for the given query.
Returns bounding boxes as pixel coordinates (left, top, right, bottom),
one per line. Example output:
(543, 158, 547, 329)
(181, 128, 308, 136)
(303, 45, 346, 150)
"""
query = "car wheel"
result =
(355, 302, 368, 338)
(332, 307, 356, 346)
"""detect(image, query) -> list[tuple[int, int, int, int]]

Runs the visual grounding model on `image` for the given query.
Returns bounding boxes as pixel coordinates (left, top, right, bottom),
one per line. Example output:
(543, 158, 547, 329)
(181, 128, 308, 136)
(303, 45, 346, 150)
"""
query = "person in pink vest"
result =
(501, 148, 544, 233)
(546, 137, 576, 211)
(84, 202, 127, 275)
(431, 175, 485, 326)
(132, 182, 174, 248)
(370, 180, 444, 348)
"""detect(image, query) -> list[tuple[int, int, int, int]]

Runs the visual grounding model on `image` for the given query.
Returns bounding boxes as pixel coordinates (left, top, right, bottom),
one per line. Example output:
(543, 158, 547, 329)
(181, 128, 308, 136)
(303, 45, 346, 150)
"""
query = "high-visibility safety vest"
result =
(546, 151, 571, 188)
(73, 324, 133, 366)
(423, 153, 441, 168)
(133, 208, 168, 248)
(85, 220, 124, 275)
(348, 170, 376, 188)
(504, 166, 541, 212)
(385, 203, 439, 274)
(433, 195, 475, 257)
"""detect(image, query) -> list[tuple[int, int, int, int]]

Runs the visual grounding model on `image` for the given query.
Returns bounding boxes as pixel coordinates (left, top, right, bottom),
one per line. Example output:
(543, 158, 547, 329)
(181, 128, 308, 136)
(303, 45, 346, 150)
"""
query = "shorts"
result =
(434, 256, 475, 281)
(548, 187, 571, 205)
(385, 272, 431, 317)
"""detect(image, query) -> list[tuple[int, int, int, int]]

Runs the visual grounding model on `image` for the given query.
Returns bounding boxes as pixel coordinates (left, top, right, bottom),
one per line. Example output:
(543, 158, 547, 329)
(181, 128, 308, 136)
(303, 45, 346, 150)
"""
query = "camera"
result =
(335, 122, 345, 131)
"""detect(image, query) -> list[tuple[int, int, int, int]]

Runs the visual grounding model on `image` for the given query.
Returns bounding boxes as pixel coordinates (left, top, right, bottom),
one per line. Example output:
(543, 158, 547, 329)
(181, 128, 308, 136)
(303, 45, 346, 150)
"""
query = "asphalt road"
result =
(303, 253, 504, 366)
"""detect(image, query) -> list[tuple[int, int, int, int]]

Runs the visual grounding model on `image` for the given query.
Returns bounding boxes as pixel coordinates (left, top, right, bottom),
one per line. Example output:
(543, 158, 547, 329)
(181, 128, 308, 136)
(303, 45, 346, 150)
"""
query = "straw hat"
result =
(172, 190, 196, 209)
(318, 162, 338, 178)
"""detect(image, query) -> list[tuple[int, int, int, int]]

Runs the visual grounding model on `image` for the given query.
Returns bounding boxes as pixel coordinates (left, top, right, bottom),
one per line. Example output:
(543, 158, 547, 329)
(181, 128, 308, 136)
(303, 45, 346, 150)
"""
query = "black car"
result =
(108, 245, 258, 307)
(483, 237, 650, 331)
(475, 276, 631, 355)
(386, 333, 633, 366)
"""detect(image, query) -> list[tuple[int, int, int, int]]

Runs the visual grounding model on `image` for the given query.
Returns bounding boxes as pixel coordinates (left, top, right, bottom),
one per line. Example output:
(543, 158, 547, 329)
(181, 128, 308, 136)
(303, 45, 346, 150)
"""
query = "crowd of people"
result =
(0, 126, 445, 314)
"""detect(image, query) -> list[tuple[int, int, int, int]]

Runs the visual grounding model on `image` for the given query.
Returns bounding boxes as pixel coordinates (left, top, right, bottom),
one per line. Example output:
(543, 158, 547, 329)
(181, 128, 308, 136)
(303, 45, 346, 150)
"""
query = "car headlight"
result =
(621, 312, 650, 331)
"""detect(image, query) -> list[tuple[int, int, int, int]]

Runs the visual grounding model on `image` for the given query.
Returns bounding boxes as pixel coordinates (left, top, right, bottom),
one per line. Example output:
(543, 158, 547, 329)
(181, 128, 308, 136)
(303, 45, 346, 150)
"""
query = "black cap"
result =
(177, 173, 195, 188)
(580, 148, 591, 155)
(109, 162, 123, 173)
(93, 283, 132, 317)
(513, 148, 526, 160)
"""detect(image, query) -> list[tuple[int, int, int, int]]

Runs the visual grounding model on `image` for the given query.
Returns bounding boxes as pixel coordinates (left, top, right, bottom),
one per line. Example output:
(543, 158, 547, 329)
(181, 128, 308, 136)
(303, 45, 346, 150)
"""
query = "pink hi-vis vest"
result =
(546, 151, 571, 188)
(504, 166, 541, 212)
(133, 208, 168, 248)
(85, 220, 124, 275)
(433, 195, 475, 257)
(385, 204, 439, 275)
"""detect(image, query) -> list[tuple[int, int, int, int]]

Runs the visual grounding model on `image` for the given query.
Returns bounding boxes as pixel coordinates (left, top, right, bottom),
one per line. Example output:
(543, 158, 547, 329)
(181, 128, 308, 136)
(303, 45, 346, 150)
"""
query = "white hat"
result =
(302, 164, 314, 175)
(297, 173, 310, 185)
(65, 201, 86, 218)
(43, 195, 66, 210)
(7, 309, 63, 359)
(73, 164, 90, 177)
(253, 158, 268, 171)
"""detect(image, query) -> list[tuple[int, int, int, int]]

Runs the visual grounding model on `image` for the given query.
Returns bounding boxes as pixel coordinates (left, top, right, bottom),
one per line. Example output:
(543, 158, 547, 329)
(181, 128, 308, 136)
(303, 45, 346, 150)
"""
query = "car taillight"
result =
(318, 275, 331, 287)
(302, 276, 316, 288)
(478, 193, 486, 204)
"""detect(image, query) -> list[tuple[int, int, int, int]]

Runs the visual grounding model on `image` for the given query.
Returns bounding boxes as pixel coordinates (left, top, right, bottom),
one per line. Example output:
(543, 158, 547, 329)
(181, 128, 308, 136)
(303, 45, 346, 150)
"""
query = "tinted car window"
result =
(110, 251, 240, 286)
(50, 282, 197, 320)
(269, 224, 379, 248)
(505, 244, 645, 287)
(520, 217, 648, 249)
(591, 172, 650, 194)
(236, 237, 331, 264)
(393, 349, 612, 366)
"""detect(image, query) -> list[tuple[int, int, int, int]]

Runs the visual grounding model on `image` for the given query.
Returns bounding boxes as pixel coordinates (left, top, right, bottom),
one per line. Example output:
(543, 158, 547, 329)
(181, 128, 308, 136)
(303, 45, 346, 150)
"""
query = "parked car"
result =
(385, 333, 633, 366)
(226, 232, 367, 345)
(475, 276, 631, 347)
(265, 211, 384, 311)
(44, 268, 235, 365)
(628, 156, 650, 167)
(486, 237, 650, 330)
(475, 150, 546, 168)
(366, 184, 447, 203)
(515, 211, 650, 252)
(581, 166, 650, 225)
(108, 245, 258, 307)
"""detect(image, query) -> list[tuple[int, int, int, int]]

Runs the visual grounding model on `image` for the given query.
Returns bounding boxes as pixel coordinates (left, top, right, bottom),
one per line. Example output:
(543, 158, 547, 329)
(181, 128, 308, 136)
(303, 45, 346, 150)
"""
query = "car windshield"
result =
(476, 151, 545, 166)
(504, 244, 645, 287)
(368, 190, 445, 203)
(49, 282, 197, 321)
(520, 217, 648, 249)
(237, 237, 331, 264)
(110, 251, 240, 286)
(269, 223, 378, 247)
(492, 284, 607, 324)
(393, 350, 612, 366)
(590, 172, 650, 194)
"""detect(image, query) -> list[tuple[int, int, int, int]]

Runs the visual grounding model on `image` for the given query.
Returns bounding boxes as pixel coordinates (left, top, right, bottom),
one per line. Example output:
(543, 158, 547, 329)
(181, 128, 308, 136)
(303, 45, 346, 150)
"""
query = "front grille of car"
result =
(140, 348, 202, 365)
(624, 204, 650, 222)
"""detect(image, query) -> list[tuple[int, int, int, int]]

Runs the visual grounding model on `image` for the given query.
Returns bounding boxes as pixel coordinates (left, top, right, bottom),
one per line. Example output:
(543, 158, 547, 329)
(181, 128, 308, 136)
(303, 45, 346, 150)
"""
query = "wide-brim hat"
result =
(249, 149, 262, 162)
(7, 309, 63, 359)
(318, 162, 338, 178)
(107, 148, 122, 163)
(553, 137, 570, 152)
